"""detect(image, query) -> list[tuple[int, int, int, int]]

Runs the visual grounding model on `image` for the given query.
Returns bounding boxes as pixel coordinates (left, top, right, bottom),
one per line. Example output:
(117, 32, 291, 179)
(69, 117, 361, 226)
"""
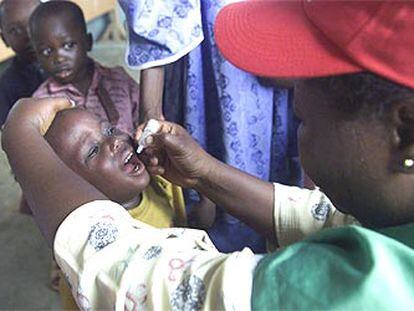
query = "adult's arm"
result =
(195, 156, 274, 241)
(139, 66, 165, 122)
(136, 121, 275, 242)
(1, 97, 106, 245)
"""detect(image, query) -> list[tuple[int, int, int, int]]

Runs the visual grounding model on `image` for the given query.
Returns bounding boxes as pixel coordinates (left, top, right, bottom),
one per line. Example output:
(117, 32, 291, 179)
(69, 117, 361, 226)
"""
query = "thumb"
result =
(51, 96, 76, 110)
(39, 97, 75, 112)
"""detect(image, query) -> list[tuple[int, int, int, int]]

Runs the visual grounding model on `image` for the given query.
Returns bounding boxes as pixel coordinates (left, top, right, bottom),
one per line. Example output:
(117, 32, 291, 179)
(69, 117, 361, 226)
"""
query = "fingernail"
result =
(145, 135, 154, 145)
(69, 99, 76, 107)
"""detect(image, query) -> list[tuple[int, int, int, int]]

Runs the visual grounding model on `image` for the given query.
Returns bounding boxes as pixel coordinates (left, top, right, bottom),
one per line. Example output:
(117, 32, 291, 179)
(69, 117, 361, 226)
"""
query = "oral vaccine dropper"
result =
(136, 119, 161, 154)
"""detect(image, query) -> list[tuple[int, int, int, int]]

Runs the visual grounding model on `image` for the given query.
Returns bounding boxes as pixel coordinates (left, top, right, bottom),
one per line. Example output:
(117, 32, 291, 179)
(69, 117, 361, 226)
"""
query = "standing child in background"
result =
(0, 0, 45, 125)
(30, 1, 142, 134)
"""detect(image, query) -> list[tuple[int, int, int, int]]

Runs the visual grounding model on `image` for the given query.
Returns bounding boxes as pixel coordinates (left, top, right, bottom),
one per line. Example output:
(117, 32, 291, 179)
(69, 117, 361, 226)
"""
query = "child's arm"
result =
(139, 66, 165, 123)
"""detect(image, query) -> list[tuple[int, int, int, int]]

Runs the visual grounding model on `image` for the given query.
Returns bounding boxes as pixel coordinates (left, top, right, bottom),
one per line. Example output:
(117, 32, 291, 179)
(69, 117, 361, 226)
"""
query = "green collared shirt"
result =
(252, 223, 414, 309)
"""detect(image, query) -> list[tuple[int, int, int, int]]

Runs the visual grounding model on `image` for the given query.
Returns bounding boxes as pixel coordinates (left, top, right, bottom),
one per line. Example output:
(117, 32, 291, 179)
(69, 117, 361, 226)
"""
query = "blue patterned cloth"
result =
(119, 0, 203, 70)
(119, 0, 302, 253)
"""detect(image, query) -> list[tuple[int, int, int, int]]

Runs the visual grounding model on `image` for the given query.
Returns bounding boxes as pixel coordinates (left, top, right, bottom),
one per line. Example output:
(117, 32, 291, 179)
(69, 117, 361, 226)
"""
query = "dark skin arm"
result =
(190, 194, 216, 229)
(136, 121, 276, 243)
(140, 66, 165, 123)
(2, 98, 106, 246)
(195, 157, 275, 242)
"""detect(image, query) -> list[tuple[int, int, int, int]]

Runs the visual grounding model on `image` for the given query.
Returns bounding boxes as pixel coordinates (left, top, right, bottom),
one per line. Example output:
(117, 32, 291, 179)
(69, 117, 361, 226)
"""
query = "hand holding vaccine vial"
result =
(136, 119, 161, 154)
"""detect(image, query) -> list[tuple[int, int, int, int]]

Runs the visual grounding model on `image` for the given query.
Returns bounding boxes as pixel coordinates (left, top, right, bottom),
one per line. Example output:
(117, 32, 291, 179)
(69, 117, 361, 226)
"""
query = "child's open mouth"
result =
(123, 151, 145, 176)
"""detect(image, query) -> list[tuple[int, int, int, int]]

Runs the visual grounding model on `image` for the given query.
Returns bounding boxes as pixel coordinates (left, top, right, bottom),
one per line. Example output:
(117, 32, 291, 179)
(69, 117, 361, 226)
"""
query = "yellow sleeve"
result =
(150, 176, 187, 227)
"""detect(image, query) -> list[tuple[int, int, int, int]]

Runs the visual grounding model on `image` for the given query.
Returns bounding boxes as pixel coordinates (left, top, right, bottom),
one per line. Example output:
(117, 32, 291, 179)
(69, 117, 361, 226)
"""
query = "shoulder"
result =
(32, 78, 53, 97)
(150, 175, 175, 195)
(0, 61, 20, 86)
(253, 225, 414, 309)
(148, 176, 184, 205)
(95, 61, 127, 78)
(0, 62, 25, 103)
(96, 61, 137, 85)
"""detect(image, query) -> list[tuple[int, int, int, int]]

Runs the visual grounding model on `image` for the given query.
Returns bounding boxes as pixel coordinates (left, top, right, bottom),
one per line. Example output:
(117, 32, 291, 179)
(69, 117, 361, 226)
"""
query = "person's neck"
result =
(72, 58, 94, 96)
(121, 193, 142, 210)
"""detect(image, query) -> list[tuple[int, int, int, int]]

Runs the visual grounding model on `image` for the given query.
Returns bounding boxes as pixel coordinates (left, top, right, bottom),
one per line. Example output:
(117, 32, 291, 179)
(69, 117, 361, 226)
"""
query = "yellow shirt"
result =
(127, 175, 186, 228)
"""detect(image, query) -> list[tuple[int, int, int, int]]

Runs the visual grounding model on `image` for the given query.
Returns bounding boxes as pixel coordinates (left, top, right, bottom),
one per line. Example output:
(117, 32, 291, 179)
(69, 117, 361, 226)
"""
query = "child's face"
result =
(47, 109, 150, 205)
(0, 0, 39, 62)
(31, 14, 91, 85)
(294, 79, 409, 228)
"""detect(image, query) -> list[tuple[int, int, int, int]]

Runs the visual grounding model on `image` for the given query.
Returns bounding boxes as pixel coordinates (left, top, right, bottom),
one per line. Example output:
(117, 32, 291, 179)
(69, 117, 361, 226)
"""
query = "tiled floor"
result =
(0, 40, 137, 309)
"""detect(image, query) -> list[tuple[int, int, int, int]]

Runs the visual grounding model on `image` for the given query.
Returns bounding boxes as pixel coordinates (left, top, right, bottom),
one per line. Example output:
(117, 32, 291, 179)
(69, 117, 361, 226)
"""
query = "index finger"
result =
(134, 119, 176, 142)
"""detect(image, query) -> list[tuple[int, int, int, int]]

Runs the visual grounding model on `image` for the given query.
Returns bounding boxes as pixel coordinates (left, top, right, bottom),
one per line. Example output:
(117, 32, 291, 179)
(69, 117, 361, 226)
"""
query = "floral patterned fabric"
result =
(118, 0, 204, 70)
(119, 0, 303, 253)
(54, 200, 262, 310)
(53, 186, 356, 309)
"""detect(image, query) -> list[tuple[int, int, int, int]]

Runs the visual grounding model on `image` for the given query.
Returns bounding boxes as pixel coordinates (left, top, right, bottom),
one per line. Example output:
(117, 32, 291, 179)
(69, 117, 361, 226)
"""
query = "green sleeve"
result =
(252, 225, 414, 309)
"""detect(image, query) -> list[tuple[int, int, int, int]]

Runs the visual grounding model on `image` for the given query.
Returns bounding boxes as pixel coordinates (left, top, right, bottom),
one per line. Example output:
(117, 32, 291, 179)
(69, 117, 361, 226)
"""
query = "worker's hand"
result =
(3, 97, 74, 136)
(135, 121, 216, 188)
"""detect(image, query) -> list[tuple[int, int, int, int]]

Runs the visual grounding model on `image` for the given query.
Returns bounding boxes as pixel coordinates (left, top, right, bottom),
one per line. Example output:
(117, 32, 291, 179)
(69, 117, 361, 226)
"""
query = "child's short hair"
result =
(29, 0, 87, 36)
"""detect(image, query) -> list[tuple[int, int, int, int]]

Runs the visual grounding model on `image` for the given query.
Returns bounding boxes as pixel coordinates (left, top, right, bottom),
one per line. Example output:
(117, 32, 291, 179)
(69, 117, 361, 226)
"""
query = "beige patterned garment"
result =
(273, 183, 359, 248)
(54, 200, 263, 310)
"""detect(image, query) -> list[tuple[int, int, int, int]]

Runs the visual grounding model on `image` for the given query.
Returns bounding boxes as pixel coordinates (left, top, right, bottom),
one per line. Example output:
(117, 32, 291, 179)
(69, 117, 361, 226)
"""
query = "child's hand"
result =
(3, 97, 73, 135)
(134, 120, 216, 189)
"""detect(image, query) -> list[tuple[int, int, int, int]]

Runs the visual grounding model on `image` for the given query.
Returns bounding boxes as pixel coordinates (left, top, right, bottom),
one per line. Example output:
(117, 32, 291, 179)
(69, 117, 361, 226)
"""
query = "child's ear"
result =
(390, 99, 414, 173)
(0, 31, 10, 47)
(86, 33, 93, 52)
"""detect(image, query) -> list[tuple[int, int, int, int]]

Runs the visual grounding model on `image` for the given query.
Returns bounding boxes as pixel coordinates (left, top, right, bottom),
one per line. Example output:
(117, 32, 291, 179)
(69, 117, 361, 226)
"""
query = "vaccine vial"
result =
(136, 119, 161, 154)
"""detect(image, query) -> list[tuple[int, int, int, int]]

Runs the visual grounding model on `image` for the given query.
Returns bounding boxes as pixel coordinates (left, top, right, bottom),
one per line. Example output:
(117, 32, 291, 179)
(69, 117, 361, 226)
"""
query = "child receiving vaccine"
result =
(44, 108, 188, 308)
(46, 108, 187, 228)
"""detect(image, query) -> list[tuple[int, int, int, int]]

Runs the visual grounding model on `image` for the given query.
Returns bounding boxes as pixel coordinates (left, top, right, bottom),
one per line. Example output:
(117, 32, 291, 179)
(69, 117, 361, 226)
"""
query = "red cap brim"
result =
(214, 1, 362, 79)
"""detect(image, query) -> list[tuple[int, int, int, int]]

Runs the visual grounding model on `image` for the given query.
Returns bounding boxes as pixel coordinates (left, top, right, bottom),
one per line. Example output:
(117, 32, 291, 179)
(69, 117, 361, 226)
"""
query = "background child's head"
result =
(29, 1, 92, 85)
(45, 108, 150, 207)
(0, 0, 40, 63)
(294, 72, 414, 228)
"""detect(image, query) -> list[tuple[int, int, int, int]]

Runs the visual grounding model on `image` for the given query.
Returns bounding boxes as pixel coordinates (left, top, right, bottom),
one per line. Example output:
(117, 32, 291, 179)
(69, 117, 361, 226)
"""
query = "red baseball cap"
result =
(214, 0, 414, 89)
